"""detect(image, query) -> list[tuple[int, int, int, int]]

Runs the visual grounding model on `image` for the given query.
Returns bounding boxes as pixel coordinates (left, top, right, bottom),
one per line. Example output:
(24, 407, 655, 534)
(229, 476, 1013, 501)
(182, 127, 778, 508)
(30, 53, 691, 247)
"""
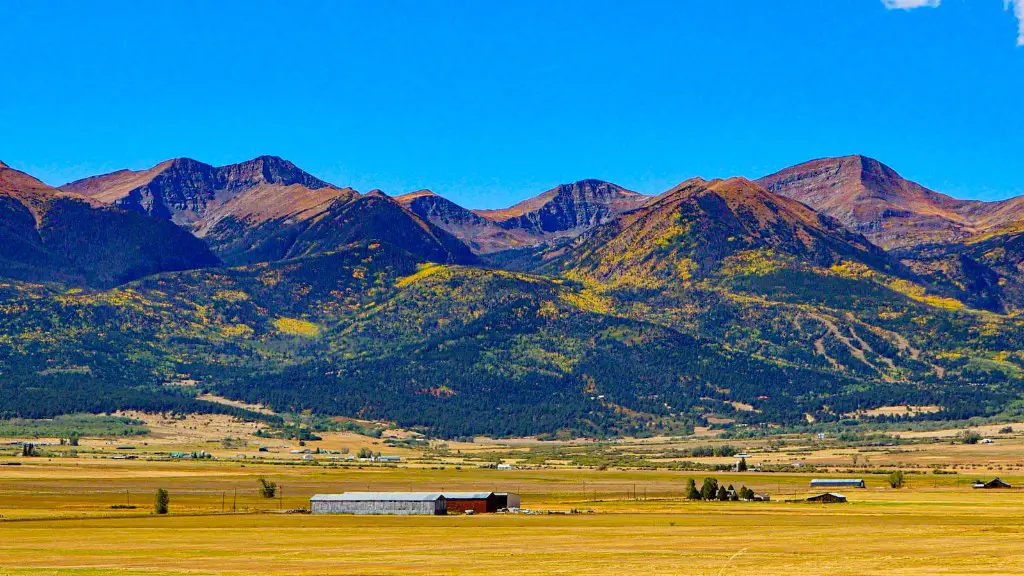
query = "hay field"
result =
(1, 457, 1023, 575)
(3, 415, 1024, 575)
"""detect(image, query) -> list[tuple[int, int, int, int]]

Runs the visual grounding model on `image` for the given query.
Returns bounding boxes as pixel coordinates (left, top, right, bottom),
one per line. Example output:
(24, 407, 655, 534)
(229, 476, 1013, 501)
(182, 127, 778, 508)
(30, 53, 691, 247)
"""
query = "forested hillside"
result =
(0, 156, 1022, 437)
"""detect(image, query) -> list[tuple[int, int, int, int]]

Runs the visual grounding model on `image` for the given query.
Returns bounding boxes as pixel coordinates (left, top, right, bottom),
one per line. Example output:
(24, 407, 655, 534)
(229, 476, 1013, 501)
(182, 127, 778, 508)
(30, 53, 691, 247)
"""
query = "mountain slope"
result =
(0, 162, 218, 287)
(475, 178, 647, 236)
(398, 180, 649, 255)
(395, 190, 537, 253)
(548, 177, 902, 286)
(206, 191, 475, 266)
(756, 155, 1024, 249)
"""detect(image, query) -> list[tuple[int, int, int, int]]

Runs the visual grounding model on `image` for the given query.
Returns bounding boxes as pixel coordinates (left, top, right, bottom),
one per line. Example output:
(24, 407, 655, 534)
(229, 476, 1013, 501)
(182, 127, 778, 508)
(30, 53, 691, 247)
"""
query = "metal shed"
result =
(494, 492, 521, 509)
(810, 479, 866, 489)
(310, 492, 447, 515)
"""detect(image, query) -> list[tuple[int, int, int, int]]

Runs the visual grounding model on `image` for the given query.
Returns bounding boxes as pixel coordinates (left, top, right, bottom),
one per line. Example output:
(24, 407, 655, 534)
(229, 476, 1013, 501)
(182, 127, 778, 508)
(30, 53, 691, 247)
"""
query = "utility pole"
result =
(233, 488, 237, 512)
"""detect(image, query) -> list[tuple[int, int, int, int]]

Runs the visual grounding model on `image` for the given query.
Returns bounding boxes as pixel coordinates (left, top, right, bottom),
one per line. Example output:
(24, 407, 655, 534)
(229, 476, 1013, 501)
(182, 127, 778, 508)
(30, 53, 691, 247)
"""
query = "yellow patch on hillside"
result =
(888, 279, 966, 311)
(272, 317, 321, 337)
(212, 290, 250, 302)
(395, 263, 445, 287)
(220, 323, 255, 338)
(719, 249, 788, 276)
(560, 289, 612, 314)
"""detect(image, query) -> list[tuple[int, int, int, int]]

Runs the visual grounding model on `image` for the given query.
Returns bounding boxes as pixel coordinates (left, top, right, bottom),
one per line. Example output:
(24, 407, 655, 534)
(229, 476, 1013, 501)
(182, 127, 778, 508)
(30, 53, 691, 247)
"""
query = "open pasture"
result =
(1, 456, 1023, 575)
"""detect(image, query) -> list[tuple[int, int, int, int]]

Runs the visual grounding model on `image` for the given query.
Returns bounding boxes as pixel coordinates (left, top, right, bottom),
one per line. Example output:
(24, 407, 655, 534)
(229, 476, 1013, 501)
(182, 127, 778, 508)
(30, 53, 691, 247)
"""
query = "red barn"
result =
(444, 492, 501, 514)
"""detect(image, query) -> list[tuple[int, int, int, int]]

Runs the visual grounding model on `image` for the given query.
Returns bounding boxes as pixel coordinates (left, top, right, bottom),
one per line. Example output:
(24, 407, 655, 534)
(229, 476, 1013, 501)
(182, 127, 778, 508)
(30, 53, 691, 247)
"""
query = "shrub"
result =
(154, 489, 169, 514)
(888, 470, 906, 489)
(258, 477, 277, 499)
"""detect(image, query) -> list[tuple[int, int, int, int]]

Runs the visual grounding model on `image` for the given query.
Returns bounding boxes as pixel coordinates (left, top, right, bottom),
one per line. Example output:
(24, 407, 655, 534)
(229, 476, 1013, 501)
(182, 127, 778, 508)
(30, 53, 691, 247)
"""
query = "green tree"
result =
(154, 489, 169, 514)
(685, 478, 701, 500)
(717, 485, 729, 501)
(737, 457, 747, 472)
(258, 477, 277, 498)
(739, 486, 755, 500)
(699, 478, 718, 501)
(888, 470, 906, 489)
(357, 447, 374, 459)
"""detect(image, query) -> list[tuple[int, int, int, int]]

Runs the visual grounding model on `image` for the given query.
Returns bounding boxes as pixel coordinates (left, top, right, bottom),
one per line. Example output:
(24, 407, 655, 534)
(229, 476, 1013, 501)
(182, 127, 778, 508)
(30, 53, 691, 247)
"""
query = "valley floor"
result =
(1, 457, 1023, 575)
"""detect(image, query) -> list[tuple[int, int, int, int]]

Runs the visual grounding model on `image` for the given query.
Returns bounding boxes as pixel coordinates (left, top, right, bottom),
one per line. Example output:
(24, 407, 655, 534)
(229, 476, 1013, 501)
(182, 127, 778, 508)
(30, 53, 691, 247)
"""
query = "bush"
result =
(154, 489, 169, 514)
(258, 477, 277, 499)
(954, 431, 982, 445)
(888, 470, 906, 489)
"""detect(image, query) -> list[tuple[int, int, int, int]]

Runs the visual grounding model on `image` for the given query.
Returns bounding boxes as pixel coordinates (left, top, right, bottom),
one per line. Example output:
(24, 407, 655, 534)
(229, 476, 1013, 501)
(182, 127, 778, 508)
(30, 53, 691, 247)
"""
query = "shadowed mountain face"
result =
(61, 155, 335, 226)
(395, 190, 538, 253)
(63, 156, 472, 266)
(0, 162, 218, 287)
(756, 155, 1024, 249)
(399, 179, 649, 254)
(207, 191, 475, 266)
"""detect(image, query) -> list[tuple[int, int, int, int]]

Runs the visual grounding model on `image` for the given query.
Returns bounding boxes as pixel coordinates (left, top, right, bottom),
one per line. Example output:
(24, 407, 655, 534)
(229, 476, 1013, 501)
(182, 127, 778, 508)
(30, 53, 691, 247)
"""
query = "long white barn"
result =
(310, 492, 446, 515)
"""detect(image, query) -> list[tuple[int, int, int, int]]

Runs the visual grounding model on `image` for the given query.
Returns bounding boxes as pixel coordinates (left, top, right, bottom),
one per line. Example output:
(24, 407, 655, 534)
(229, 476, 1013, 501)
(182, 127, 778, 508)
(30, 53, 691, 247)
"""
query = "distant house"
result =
(973, 478, 1012, 489)
(496, 463, 513, 470)
(810, 479, 866, 489)
(377, 455, 401, 462)
(806, 492, 847, 503)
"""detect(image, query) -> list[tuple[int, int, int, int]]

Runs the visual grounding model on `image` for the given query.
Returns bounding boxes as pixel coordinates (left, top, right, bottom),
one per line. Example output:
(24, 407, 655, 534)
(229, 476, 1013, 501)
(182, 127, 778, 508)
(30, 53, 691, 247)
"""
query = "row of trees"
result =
(685, 478, 756, 501)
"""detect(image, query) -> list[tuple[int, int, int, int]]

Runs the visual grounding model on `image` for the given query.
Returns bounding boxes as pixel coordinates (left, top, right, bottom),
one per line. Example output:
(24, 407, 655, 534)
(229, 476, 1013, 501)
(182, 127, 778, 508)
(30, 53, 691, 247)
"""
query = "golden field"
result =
(1, 414, 1024, 575)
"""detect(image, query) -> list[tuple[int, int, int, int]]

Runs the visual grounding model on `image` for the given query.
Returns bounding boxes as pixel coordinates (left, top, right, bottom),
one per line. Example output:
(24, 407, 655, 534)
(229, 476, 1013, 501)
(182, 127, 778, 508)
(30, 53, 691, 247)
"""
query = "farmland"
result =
(2, 414, 1024, 575)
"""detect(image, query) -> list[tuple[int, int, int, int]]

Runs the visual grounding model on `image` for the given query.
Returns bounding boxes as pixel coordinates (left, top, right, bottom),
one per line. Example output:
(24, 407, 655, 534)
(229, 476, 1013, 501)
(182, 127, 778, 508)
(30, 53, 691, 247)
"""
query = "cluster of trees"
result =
(685, 478, 756, 501)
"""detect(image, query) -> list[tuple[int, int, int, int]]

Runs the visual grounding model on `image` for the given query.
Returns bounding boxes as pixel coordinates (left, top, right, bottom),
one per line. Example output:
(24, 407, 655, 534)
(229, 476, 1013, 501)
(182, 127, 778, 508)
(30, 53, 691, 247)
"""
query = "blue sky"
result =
(1, 1, 1022, 208)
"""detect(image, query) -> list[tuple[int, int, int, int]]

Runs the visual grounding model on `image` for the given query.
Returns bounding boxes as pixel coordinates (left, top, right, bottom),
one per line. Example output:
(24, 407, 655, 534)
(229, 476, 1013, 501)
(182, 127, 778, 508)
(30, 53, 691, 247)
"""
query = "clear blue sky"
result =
(2, 0, 1022, 208)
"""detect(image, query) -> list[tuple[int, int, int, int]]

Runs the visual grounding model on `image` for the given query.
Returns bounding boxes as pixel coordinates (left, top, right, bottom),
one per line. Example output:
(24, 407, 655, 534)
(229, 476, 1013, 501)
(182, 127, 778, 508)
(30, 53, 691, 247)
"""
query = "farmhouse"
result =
(810, 478, 865, 489)
(973, 478, 1012, 489)
(310, 492, 446, 515)
(806, 492, 847, 504)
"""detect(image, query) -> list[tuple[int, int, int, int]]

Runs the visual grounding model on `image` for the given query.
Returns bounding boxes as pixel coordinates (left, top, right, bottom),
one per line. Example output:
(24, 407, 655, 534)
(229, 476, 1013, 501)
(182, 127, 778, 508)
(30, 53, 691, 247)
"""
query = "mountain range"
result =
(0, 153, 1021, 437)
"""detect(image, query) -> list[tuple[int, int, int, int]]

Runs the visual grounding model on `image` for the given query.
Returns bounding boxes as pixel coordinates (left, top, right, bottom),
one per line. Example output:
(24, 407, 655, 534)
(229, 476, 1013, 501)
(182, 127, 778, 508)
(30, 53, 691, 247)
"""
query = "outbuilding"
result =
(810, 479, 866, 489)
(806, 492, 847, 503)
(973, 478, 1012, 489)
(444, 492, 499, 514)
(310, 492, 446, 515)
(494, 492, 521, 509)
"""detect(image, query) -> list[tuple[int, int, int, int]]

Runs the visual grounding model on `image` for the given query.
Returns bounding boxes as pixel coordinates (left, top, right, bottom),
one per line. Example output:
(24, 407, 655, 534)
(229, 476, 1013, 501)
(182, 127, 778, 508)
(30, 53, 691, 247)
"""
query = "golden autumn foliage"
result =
(272, 317, 321, 337)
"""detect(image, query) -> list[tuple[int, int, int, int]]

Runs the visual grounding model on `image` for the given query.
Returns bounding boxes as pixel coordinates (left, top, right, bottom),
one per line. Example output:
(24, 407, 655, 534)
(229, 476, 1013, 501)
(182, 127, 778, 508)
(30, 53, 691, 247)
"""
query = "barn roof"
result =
(310, 492, 444, 502)
(810, 479, 865, 485)
(443, 492, 495, 500)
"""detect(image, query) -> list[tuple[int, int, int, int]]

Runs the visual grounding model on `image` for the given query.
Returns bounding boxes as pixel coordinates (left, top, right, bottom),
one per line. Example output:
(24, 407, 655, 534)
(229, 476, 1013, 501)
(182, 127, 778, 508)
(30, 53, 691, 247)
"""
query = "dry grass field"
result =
(2, 414, 1024, 575)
